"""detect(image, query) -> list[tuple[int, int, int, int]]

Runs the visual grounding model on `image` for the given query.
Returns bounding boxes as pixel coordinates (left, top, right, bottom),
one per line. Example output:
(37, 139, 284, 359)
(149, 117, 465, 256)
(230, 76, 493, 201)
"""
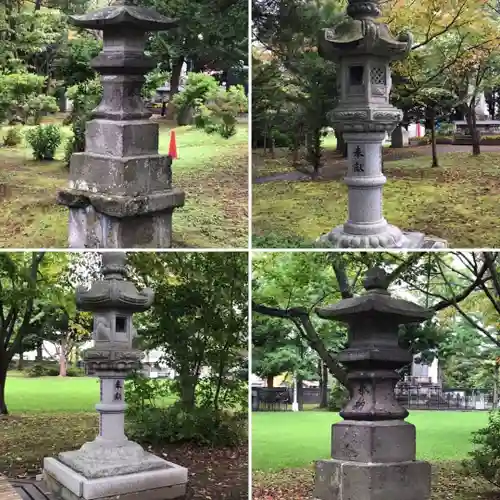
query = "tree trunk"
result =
(166, 56, 185, 120)
(466, 104, 481, 156)
(34, 0, 43, 10)
(17, 345, 23, 370)
(430, 114, 439, 168)
(0, 354, 8, 415)
(36, 339, 43, 361)
(266, 375, 274, 388)
(179, 373, 197, 410)
(59, 346, 67, 377)
(494, 364, 499, 408)
(297, 377, 304, 411)
(320, 362, 328, 409)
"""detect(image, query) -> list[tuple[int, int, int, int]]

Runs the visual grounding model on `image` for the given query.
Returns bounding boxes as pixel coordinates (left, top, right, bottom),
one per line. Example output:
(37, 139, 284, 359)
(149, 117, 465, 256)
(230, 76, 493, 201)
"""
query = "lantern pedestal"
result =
(44, 454, 187, 500)
(314, 458, 431, 500)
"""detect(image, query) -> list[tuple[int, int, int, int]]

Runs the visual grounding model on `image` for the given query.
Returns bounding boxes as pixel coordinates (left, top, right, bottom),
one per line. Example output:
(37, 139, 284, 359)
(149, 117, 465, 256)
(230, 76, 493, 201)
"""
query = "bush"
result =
(66, 367, 85, 377)
(436, 136, 454, 144)
(328, 383, 349, 412)
(126, 404, 246, 447)
(3, 127, 22, 147)
(172, 72, 219, 125)
(0, 72, 59, 125)
(125, 372, 173, 413)
(27, 363, 59, 377)
(194, 85, 247, 139)
(25, 124, 62, 160)
(465, 410, 500, 487)
(64, 77, 102, 166)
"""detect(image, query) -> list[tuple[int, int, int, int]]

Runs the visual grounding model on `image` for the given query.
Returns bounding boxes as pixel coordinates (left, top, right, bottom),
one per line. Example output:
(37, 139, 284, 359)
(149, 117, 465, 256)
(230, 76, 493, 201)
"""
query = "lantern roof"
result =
(316, 267, 432, 325)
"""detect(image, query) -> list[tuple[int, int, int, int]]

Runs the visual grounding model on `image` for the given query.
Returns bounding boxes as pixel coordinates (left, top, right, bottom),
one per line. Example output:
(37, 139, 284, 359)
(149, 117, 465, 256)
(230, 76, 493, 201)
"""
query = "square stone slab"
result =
(314, 458, 431, 500)
(43, 457, 187, 500)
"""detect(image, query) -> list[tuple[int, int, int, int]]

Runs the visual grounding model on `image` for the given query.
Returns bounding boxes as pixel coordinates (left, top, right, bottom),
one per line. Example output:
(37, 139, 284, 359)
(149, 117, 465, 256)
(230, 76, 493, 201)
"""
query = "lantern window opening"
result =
(116, 316, 127, 333)
(349, 65, 364, 86)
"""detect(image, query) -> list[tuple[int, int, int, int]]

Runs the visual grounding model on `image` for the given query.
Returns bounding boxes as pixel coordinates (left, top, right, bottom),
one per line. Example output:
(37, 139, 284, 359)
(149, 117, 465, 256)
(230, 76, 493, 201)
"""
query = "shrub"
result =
(465, 410, 500, 487)
(66, 367, 85, 377)
(172, 72, 219, 125)
(142, 67, 170, 101)
(328, 383, 349, 412)
(27, 364, 59, 377)
(25, 124, 62, 160)
(0, 72, 59, 125)
(126, 404, 246, 447)
(125, 372, 173, 413)
(3, 127, 22, 147)
(64, 77, 102, 166)
(194, 85, 247, 139)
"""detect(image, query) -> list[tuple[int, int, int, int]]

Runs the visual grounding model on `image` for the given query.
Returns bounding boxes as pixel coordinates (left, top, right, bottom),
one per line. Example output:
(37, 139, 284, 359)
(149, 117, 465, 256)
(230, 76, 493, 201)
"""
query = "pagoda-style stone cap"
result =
(69, 0, 178, 31)
(76, 252, 154, 312)
(316, 267, 433, 324)
(318, 0, 412, 60)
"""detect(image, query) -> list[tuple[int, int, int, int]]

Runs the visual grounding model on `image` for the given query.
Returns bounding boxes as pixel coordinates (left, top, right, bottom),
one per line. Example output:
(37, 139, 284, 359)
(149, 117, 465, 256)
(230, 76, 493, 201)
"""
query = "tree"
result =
(140, 0, 247, 112)
(252, 252, 500, 389)
(130, 252, 247, 412)
(0, 252, 46, 415)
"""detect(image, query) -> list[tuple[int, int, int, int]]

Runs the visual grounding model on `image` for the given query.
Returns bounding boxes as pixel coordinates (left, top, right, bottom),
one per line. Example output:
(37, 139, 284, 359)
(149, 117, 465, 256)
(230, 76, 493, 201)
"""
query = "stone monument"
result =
(43, 252, 188, 500)
(391, 124, 409, 148)
(318, 0, 446, 248)
(58, 0, 185, 249)
(313, 267, 432, 500)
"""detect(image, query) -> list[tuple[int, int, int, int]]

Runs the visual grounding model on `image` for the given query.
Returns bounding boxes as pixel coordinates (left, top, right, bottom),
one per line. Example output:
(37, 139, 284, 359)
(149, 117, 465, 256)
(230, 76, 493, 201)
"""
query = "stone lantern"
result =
(314, 267, 432, 500)
(43, 252, 188, 500)
(318, 0, 446, 249)
(58, 0, 185, 249)
(156, 81, 171, 117)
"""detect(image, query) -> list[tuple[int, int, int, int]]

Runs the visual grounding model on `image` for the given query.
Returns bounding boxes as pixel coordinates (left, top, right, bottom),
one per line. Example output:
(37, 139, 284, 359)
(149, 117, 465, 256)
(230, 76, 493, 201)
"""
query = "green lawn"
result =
(252, 410, 489, 471)
(252, 148, 500, 248)
(0, 118, 248, 248)
(4, 373, 176, 413)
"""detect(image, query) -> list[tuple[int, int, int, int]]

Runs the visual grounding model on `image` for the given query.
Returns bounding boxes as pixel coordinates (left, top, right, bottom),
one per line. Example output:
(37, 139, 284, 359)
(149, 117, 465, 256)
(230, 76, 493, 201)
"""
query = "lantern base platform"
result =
(319, 225, 447, 249)
(314, 458, 431, 500)
(43, 454, 188, 500)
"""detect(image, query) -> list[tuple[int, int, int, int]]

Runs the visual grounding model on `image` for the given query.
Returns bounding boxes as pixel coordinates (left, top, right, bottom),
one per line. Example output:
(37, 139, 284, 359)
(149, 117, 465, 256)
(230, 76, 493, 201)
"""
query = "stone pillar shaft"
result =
(344, 134, 386, 232)
(97, 377, 126, 442)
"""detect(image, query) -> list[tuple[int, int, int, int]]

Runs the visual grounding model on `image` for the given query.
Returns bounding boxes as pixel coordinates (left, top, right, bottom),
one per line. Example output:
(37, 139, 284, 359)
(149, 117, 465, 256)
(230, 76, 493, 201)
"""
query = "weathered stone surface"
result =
(58, 441, 170, 479)
(43, 253, 188, 499)
(59, 0, 184, 248)
(313, 267, 433, 499)
(317, 0, 447, 248)
(331, 421, 416, 463)
(44, 458, 187, 500)
(391, 124, 409, 148)
(314, 459, 431, 500)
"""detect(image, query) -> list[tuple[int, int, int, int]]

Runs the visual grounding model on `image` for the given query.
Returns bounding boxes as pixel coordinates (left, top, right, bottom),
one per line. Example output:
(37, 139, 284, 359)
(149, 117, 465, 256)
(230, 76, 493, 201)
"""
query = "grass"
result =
(251, 410, 488, 471)
(252, 410, 500, 500)
(252, 147, 500, 248)
(3, 373, 176, 413)
(0, 118, 248, 248)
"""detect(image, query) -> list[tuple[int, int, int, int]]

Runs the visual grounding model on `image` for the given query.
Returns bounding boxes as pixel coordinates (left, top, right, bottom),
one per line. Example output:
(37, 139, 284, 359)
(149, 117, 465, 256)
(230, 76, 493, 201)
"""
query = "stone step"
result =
(0, 477, 53, 500)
